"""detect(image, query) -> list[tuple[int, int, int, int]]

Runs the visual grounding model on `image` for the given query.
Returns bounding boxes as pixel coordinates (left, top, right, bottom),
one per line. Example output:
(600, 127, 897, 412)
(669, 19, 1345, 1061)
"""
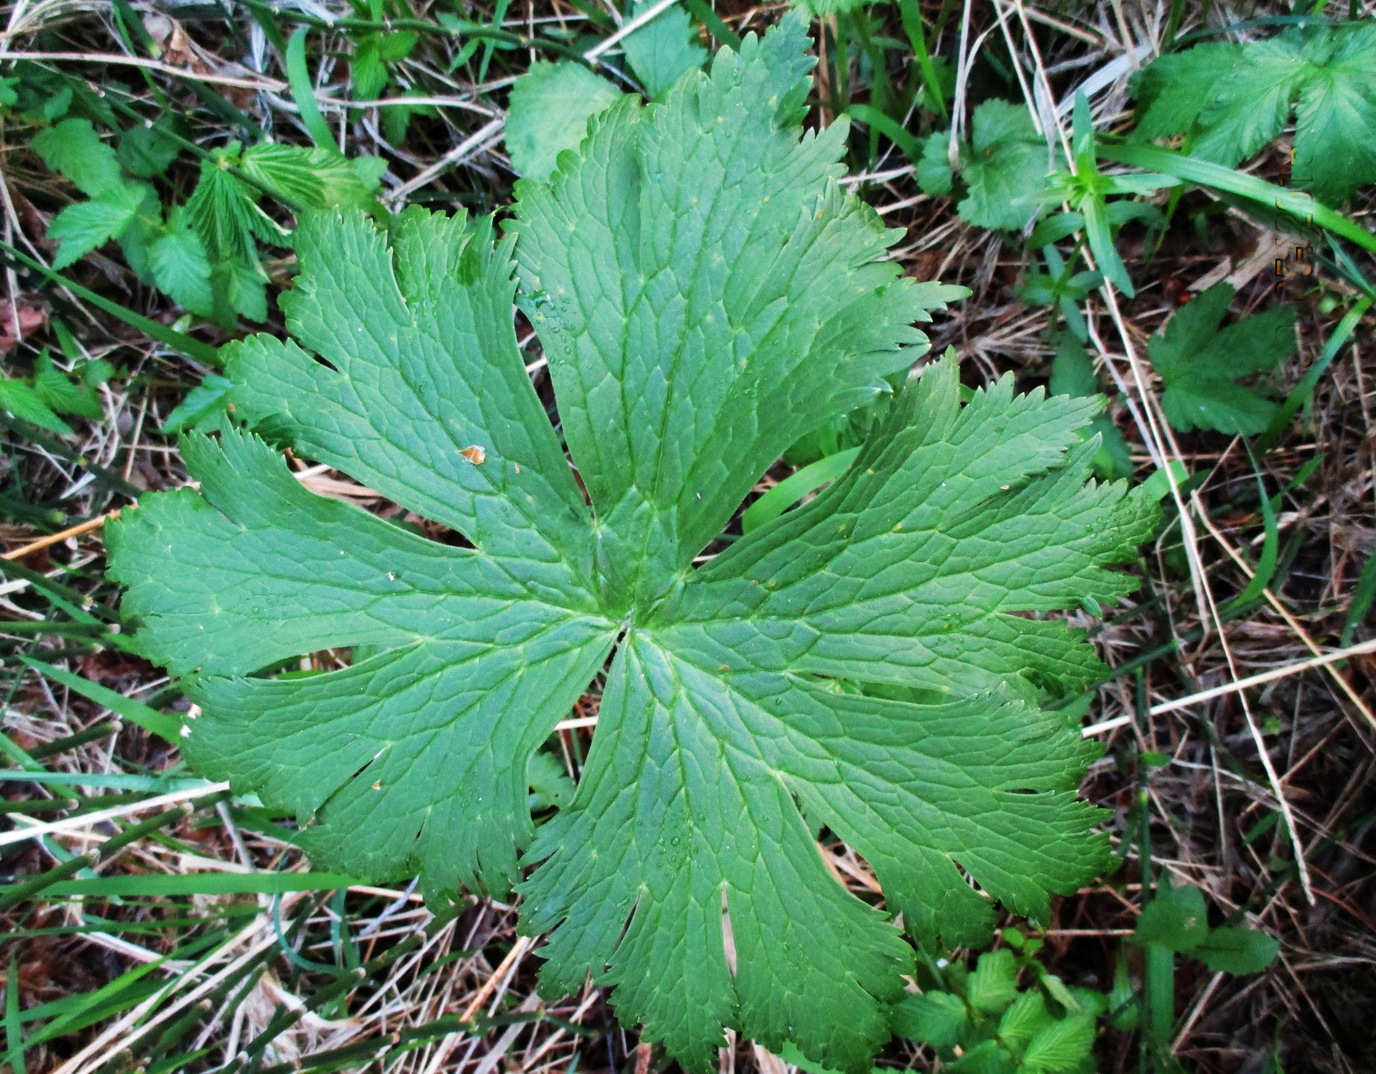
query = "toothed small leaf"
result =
(623, 0, 707, 99)
(1133, 23, 1376, 204)
(505, 61, 623, 181)
(1148, 283, 1297, 436)
(917, 100, 1056, 231)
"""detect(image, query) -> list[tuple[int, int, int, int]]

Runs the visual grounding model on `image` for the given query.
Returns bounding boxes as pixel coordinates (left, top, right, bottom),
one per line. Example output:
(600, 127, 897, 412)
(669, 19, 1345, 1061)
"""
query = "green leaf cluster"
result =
(894, 941, 1102, 1074)
(1132, 881, 1279, 975)
(109, 20, 1155, 1072)
(0, 352, 113, 435)
(19, 81, 382, 326)
(345, 24, 439, 144)
(1132, 21, 1376, 205)
(917, 99, 1056, 232)
(1025, 95, 1176, 298)
(1148, 283, 1298, 436)
(1018, 246, 1102, 343)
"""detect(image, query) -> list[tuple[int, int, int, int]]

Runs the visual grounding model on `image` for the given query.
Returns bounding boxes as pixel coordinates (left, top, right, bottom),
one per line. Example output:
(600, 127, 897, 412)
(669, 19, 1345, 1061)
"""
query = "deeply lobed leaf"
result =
(1148, 282, 1297, 435)
(109, 18, 1156, 1073)
(511, 20, 958, 606)
(1133, 23, 1376, 205)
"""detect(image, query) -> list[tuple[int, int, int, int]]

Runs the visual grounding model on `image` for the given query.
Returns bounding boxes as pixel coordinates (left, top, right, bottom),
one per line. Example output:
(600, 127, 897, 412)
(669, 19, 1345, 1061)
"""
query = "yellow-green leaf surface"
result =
(108, 18, 1155, 1073)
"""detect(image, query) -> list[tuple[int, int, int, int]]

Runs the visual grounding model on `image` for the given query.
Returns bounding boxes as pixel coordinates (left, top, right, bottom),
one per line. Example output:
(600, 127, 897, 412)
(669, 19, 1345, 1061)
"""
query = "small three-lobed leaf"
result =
(109, 19, 1155, 1073)
(917, 99, 1056, 232)
(1148, 282, 1298, 436)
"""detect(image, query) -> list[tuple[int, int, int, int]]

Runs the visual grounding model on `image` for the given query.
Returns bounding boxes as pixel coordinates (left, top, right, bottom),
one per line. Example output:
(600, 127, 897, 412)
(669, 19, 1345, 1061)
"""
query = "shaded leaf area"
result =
(109, 19, 1153, 1073)
(1148, 282, 1298, 435)
(917, 100, 1057, 231)
(1133, 22, 1376, 205)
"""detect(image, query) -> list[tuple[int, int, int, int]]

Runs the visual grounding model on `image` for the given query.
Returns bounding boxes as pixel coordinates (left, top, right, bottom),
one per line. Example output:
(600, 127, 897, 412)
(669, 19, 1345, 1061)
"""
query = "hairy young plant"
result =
(108, 19, 1156, 1071)
(1132, 20, 1376, 206)
(19, 87, 381, 325)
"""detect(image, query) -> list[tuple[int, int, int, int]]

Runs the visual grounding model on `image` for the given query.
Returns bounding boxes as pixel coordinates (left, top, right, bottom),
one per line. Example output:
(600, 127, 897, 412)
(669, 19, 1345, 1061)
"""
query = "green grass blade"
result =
(286, 27, 340, 152)
(845, 103, 922, 160)
(1083, 195, 1134, 296)
(1221, 467, 1279, 614)
(42, 872, 364, 897)
(897, 0, 948, 118)
(5, 953, 29, 1074)
(0, 557, 107, 625)
(21, 657, 182, 742)
(1144, 942, 1176, 1055)
(680, 0, 740, 48)
(0, 852, 99, 912)
(1098, 142, 1376, 258)
(0, 772, 209, 791)
(740, 447, 860, 533)
(1258, 297, 1373, 450)
(0, 241, 221, 366)
(1341, 553, 1376, 647)
(26, 722, 120, 761)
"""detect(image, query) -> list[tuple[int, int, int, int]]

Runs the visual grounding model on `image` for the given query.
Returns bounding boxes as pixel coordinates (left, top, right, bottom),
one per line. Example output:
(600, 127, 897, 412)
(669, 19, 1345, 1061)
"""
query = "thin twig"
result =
(3, 511, 117, 560)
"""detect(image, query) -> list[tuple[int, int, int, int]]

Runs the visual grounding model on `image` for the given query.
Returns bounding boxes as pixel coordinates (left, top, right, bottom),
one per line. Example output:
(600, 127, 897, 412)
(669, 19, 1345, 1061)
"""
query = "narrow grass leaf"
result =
(740, 447, 859, 533)
(286, 27, 340, 152)
(21, 657, 181, 741)
(42, 871, 364, 897)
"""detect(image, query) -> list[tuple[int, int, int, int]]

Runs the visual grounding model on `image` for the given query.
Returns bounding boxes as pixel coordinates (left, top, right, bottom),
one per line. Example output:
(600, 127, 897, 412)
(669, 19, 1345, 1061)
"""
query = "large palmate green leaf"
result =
(109, 18, 1155, 1072)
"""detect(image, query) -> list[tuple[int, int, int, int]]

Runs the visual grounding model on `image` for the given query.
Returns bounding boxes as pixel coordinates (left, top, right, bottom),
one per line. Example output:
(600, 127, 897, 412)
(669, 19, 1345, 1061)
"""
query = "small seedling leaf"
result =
(117, 120, 181, 178)
(1049, 336, 1132, 479)
(967, 949, 1021, 1014)
(239, 143, 382, 211)
(917, 100, 1053, 230)
(32, 353, 101, 420)
(149, 211, 215, 316)
(47, 181, 153, 270)
(185, 162, 264, 264)
(1019, 1013, 1097, 1074)
(1148, 283, 1298, 435)
(505, 61, 623, 181)
(1191, 926, 1280, 975)
(33, 117, 124, 197)
(623, 0, 707, 99)
(0, 378, 73, 434)
(893, 990, 969, 1048)
(1133, 881, 1209, 952)
(996, 988, 1052, 1048)
(948, 1040, 1017, 1074)
(158, 374, 234, 436)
